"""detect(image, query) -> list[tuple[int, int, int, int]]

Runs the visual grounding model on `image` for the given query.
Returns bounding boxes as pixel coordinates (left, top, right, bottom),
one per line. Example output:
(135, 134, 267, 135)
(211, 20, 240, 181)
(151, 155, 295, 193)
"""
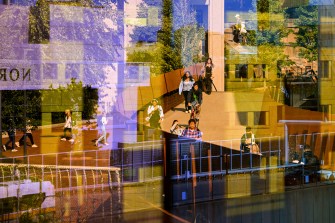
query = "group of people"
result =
(178, 58, 214, 115)
(2, 118, 38, 152)
(60, 109, 109, 147)
(164, 58, 214, 141)
(144, 58, 215, 141)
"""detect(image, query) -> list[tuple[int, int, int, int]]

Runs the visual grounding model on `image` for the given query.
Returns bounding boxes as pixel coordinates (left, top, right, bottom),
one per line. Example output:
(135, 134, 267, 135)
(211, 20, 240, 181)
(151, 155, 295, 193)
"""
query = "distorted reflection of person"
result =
(187, 82, 203, 122)
(240, 126, 261, 154)
(95, 111, 108, 146)
(60, 109, 74, 142)
(300, 145, 319, 167)
(4, 118, 18, 152)
(16, 119, 38, 148)
(146, 99, 164, 139)
(201, 58, 214, 95)
(146, 99, 164, 129)
(232, 14, 247, 44)
(170, 120, 184, 136)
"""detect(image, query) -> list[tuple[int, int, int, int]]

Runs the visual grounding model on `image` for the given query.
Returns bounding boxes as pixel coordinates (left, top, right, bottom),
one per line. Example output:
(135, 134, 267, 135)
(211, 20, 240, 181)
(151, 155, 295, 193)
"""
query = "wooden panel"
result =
(324, 133, 335, 167)
(165, 69, 182, 92)
(151, 74, 167, 98)
(139, 86, 154, 106)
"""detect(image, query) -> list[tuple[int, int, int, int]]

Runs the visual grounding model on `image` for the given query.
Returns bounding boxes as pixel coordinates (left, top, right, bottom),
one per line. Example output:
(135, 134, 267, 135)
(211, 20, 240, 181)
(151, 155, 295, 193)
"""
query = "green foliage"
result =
(128, 0, 204, 74)
(83, 85, 99, 120)
(257, 0, 269, 13)
(1, 90, 42, 132)
(29, 0, 50, 44)
(248, 0, 290, 46)
(158, 0, 176, 73)
(293, 6, 318, 62)
(173, 0, 206, 67)
(254, 44, 293, 70)
(174, 25, 205, 67)
(127, 43, 163, 76)
(47, 78, 98, 120)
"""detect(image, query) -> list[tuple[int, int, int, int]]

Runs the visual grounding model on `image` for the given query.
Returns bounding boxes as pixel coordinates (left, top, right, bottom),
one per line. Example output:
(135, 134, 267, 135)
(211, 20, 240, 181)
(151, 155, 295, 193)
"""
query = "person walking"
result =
(180, 119, 203, 141)
(179, 71, 195, 113)
(170, 120, 184, 136)
(146, 99, 164, 129)
(95, 111, 108, 146)
(187, 82, 203, 122)
(15, 119, 38, 148)
(61, 109, 74, 142)
(4, 118, 17, 152)
(201, 58, 214, 95)
(240, 126, 261, 154)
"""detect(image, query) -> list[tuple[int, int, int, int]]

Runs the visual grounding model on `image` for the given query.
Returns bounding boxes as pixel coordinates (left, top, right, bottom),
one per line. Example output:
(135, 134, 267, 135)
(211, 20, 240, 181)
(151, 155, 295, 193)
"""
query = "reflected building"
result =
(2, 0, 335, 222)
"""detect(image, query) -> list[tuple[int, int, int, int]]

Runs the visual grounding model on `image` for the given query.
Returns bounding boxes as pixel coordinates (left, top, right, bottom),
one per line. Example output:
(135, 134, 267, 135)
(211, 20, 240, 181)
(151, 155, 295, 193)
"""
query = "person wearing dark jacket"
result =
(187, 82, 203, 121)
(4, 118, 17, 152)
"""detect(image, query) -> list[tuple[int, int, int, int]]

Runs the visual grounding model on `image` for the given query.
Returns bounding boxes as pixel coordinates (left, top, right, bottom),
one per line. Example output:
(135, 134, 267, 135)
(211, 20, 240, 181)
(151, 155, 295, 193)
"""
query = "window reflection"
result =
(1, 0, 335, 221)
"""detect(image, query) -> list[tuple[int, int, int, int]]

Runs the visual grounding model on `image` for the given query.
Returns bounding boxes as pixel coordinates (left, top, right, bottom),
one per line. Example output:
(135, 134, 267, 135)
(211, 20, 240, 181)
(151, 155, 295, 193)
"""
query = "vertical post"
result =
(0, 91, 2, 157)
(284, 123, 289, 164)
(225, 154, 229, 175)
(207, 149, 212, 200)
(23, 90, 27, 163)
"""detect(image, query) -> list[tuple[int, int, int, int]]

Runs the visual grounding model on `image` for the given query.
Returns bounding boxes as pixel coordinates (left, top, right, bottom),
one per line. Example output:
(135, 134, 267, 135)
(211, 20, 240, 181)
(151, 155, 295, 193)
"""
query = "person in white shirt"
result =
(179, 71, 195, 113)
(170, 120, 184, 136)
(146, 99, 164, 129)
(95, 111, 108, 146)
(61, 109, 73, 142)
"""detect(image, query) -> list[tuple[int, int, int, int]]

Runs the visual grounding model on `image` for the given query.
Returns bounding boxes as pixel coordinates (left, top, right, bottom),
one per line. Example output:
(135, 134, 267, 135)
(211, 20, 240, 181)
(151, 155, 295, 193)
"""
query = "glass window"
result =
(319, 61, 330, 78)
(254, 111, 267, 125)
(235, 64, 248, 78)
(253, 64, 265, 78)
(237, 112, 248, 126)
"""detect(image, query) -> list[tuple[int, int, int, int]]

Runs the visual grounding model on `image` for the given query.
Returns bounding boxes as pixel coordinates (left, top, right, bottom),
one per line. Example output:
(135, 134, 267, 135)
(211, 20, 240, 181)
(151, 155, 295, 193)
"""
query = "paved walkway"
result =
(0, 89, 279, 160)
(161, 89, 279, 141)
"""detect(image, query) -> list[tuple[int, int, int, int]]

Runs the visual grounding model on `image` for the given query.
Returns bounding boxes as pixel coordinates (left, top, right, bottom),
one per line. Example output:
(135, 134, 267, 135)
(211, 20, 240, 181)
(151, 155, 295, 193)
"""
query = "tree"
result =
(173, 0, 205, 67)
(293, 5, 318, 62)
(128, 0, 204, 74)
(29, 0, 50, 44)
(129, 0, 162, 43)
(1, 90, 41, 131)
(248, 0, 290, 46)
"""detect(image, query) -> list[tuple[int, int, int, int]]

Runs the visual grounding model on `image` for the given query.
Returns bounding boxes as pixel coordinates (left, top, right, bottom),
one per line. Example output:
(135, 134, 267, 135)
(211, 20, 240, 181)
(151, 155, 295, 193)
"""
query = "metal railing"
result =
(0, 150, 121, 222)
(111, 140, 164, 183)
(169, 136, 283, 179)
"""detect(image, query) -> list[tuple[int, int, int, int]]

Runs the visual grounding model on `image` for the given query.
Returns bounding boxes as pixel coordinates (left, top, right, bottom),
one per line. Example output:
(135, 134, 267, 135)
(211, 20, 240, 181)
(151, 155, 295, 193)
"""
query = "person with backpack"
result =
(187, 82, 203, 121)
